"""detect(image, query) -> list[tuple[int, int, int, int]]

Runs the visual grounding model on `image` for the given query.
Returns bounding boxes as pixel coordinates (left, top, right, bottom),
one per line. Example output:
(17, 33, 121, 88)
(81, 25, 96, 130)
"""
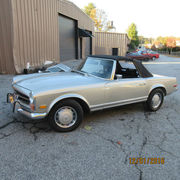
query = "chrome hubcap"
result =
(152, 93, 162, 109)
(54, 106, 77, 128)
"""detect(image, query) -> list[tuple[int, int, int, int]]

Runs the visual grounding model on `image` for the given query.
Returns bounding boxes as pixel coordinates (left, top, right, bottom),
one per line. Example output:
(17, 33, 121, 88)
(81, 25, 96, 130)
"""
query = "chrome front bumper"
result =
(17, 108, 47, 119)
(7, 93, 47, 120)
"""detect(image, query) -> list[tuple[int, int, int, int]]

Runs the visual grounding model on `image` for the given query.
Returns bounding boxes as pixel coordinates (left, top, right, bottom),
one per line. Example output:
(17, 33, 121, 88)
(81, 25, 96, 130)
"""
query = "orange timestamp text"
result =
(129, 157, 165, 164)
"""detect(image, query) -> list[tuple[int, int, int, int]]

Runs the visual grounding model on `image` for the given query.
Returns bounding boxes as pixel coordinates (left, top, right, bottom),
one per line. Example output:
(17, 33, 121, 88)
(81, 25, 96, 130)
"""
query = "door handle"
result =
(139, 83, 146, 86)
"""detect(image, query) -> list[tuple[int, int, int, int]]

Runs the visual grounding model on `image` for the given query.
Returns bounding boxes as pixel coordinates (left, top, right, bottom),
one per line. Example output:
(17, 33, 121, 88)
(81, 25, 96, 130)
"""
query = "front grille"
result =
(15, 90, 30, 104)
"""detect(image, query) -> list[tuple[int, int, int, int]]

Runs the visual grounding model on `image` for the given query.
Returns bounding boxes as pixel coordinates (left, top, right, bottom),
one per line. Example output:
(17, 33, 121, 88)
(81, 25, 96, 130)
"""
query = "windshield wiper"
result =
(71, 69, 87, 76)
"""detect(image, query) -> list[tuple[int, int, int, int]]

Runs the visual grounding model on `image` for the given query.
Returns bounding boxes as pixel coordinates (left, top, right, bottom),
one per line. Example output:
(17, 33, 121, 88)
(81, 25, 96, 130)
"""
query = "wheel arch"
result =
(47, 94, 90, 114)
(149, 84, 167, 96)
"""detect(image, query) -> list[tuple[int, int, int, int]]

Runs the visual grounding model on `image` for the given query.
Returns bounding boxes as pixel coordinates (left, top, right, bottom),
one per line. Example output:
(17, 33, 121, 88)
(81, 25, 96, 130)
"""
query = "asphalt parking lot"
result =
(0, 55, 180, 180)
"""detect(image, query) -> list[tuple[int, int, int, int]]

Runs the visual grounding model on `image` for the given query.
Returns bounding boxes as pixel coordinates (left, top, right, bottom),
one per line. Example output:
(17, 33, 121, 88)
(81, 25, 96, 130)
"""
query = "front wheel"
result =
(146, 89, 164, 111)
(48, 100, 83, 132)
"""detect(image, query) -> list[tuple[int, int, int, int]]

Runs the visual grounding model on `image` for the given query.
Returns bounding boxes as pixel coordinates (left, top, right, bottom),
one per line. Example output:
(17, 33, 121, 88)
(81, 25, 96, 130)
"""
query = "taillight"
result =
(173, 84, 178, 87)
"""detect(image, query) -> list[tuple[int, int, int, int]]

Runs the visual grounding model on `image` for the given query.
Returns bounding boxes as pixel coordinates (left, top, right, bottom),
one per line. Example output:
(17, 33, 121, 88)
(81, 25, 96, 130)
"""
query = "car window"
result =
(47, 66, 62, 72)
(119, 61, 136, 69)
(81, 57, 114, 79)
(115, 61, 139, 79)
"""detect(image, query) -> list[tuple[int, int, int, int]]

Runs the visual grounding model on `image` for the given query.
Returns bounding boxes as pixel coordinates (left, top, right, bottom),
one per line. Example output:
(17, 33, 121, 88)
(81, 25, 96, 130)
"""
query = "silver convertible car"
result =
(7, 55, 178, 132)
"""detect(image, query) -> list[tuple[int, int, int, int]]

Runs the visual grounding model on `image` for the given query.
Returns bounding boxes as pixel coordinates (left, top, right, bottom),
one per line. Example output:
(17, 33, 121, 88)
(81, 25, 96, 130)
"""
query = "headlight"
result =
(29, 91, 34, 99)
(29, 92, 35, 111)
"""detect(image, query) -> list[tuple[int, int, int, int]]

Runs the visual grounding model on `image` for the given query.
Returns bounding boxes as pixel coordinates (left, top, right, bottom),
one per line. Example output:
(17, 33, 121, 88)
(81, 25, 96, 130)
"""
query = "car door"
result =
(104, 77, 148, 106)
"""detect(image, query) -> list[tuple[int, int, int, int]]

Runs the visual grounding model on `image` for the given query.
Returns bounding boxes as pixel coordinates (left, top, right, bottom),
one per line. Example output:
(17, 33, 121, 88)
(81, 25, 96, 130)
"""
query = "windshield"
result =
(46, 64, 71, 72)
(80, 57, 114, 79)
(47, 66, 63, 72)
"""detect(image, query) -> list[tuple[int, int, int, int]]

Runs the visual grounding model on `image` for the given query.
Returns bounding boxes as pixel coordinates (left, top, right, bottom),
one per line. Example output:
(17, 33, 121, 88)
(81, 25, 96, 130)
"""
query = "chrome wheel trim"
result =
(54, 106, 77, 128)
(151, 93, 162, 109)
(152, 57, 156, 60)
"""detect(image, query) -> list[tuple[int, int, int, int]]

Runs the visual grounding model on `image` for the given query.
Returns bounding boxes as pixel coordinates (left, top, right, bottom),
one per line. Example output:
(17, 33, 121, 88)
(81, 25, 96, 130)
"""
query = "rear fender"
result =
(149, 84, 166, 95)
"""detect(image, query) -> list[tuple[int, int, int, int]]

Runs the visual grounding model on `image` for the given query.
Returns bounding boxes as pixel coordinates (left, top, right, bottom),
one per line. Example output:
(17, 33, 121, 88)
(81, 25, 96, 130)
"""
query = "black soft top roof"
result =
(88, 55, 153, 78)
(88, 55, 132, 61)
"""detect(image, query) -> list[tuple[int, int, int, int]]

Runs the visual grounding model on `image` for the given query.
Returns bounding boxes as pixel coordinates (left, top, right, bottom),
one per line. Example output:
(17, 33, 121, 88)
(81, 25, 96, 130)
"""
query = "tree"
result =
(127, 23, 139, 49)
(166, 37, 176, 54)
(83, 3, 115, 32)
(83, 3, 96, 16)
(89, 8, 104, 31)
(156, 36, 167, 46)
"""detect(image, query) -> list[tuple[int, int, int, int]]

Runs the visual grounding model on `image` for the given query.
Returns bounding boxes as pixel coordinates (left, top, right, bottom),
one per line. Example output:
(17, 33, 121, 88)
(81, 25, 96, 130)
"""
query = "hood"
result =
(14, 72, 102, 93)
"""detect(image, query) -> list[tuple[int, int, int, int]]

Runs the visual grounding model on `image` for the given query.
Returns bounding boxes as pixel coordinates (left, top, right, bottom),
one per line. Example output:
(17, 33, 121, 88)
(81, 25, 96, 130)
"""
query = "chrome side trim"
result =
(90, 96, 148, 111)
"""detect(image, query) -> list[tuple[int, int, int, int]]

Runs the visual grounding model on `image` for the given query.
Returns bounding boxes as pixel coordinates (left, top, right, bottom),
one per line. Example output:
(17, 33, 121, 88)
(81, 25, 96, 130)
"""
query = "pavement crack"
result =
(124, 152, 131, 164)
(135, 164, 143, 180)
(0, 117, 51, 141)
(143, 110, 151, 123)
(0, 128, 23, 140)
(82, 130, 130, 163)
(96, 135, 119, 148)
(159, 132, 167, 146)
(166, 115, 180, 134)
(0, 118, 22, 130)
(136, 122, 140, 134)
(142, 136, 147, 151)
(152, 144, 180, 158)
(29, 126, 39, 141)
(133, 133, 147, 180)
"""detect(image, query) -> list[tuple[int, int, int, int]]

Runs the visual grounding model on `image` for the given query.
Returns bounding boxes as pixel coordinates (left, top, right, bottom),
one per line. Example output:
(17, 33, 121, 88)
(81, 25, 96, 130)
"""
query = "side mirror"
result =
(116, 74, 122, 79)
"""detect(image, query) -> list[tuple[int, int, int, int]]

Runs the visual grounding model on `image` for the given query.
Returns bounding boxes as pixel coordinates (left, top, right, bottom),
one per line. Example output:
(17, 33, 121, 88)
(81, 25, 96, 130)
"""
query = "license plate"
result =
(7, 93, 21, 113)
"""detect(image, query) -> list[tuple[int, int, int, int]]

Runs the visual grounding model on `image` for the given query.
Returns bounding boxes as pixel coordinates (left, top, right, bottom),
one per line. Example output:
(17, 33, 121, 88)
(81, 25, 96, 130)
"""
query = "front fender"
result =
(47, 94, 90, 114)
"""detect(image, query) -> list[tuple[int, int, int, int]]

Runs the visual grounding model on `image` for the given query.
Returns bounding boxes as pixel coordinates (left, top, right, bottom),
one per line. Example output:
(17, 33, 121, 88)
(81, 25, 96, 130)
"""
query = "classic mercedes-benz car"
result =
(7, 55, 177, 132)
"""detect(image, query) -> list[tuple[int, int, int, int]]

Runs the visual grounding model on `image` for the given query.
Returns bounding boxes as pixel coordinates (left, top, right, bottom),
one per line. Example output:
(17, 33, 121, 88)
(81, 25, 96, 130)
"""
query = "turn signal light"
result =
(30, 103, 35, 111)
(39, 105, 47, 109)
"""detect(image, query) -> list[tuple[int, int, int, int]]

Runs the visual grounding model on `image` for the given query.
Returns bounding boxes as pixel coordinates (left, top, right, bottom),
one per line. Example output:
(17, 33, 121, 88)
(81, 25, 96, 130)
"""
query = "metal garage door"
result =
(85, 37, 90, 58)
(59, 15, 76, 61)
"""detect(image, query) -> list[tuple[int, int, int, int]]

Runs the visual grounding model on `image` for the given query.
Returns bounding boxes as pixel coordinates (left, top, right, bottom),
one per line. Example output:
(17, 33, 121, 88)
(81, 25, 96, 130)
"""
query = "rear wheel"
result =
(146, 89, 164, 111)
(48, 99, 83, 132)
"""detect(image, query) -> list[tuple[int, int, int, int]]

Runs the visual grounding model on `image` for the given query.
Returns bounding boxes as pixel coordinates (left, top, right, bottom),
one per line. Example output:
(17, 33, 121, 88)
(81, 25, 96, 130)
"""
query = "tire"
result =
(146, 89, 164, 111)
(48, 99, 83, 132)
(152, 56, 156, 60)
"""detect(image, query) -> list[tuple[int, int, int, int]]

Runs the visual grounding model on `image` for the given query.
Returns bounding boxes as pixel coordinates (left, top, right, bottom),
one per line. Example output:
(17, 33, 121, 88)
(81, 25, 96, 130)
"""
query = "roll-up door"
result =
(59, 15, 76, 61)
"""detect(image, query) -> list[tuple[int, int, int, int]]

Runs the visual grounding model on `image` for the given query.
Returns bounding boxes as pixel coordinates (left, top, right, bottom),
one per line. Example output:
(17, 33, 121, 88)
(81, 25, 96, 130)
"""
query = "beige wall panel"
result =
(11, 0, 94, 73)
(95, 32, 129, 56)
(0, 0, 15, 74)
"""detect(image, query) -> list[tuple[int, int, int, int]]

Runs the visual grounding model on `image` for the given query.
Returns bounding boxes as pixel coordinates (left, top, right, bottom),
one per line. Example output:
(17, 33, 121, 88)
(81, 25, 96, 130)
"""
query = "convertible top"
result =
(88, 55, 132, 61)
(88, 55, 153, 78)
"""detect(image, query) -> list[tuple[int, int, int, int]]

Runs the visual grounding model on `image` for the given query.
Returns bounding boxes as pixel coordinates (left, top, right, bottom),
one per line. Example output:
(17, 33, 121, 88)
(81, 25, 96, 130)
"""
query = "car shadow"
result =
(3, 102, 148, 137)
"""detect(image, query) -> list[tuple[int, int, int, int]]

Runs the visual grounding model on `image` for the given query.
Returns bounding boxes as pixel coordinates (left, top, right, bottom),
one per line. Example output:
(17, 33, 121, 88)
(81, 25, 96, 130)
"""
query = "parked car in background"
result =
(126, 52, 152, 61)
(140, 51, 160, 60)
(7, 55, 177, 132)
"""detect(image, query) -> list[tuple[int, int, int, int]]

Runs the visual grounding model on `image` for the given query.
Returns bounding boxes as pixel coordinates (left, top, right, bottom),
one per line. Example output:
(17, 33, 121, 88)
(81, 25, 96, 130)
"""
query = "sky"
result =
(71, 0, 180, 38)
